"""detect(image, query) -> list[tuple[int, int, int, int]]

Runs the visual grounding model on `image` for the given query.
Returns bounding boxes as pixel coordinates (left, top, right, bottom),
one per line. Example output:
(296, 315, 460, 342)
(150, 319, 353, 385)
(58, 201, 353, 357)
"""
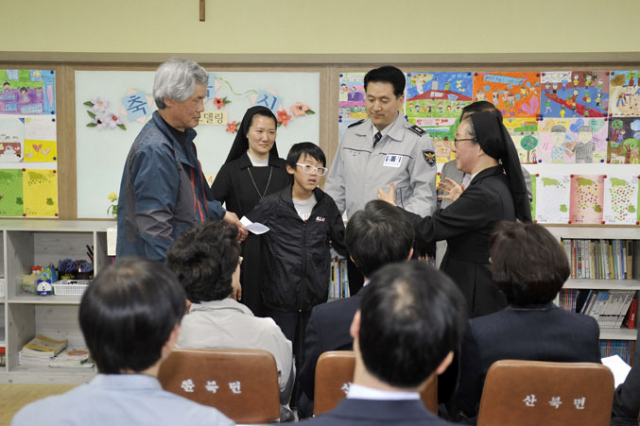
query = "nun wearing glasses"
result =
(379, 108, 531, 318)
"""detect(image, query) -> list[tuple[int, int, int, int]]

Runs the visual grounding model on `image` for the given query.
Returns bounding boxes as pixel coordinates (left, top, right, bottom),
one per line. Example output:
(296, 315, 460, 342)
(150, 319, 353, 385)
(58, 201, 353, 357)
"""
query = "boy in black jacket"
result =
(246, 142, 347, 359)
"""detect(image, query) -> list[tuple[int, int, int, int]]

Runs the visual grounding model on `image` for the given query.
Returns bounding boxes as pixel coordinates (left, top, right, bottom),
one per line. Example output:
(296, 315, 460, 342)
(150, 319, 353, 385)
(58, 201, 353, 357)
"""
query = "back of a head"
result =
(166, 221, 240, 303)
(153, 57, 208, 109)
(358, 261, 467, 388)
(364, 66, 406, 97)
(79, 257, 186, 374)
(490, 221, 570, 306)
(346, 200, 414, 277)
(461, 100, 503, 121)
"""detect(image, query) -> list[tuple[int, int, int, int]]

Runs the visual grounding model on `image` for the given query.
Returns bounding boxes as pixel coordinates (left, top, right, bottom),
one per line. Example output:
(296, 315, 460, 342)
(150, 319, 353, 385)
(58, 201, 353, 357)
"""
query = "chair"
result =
(313, 351, 437, 415)
(476, 360, 614, 426)
(157, 348, 280, 424)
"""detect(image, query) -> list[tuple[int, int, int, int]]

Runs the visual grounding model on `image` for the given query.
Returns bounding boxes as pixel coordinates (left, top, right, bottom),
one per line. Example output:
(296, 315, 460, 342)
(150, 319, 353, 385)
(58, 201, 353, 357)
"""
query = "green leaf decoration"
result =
(16, 197, 23, 205)
(223, 97, 232, 104)
(83, 101, 95, 107)
(305, 109, 316, 115)
(87, 110, 96, 119)
(87, 123, 97, 127)
(118, 124, 126, 131)
(277, 122, 282, 127)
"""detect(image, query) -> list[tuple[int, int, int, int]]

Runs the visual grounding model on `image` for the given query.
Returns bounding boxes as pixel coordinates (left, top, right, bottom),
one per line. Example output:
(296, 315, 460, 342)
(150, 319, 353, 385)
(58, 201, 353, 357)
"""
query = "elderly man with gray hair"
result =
(116, 57, 245, 260)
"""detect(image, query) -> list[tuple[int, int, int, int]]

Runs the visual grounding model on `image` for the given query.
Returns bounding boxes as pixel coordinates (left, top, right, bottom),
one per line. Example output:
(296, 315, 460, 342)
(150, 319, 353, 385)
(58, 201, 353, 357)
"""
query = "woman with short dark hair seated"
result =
(446, 221, 601, 424)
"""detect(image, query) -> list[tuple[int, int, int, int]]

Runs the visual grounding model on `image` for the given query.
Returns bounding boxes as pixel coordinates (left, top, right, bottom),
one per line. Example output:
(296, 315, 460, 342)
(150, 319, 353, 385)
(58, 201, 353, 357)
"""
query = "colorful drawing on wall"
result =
(0, 117, 24, 162)
(0, 69, 55, 115)
(0, 69, 57, 217)
(407, 117, 456, 162)
(23, 169, 58, 217)
(472, 72, 540, 118)
(339, 72, 367, 137)
(534, 174, 571, 224)
(569, 174, 604, 224)
(0, 169, 24, 216)
(602, 175, 639, 225)
(503, 118, 539, 164)
(607, 117, 640, 164)
(609, 70, 640, 117)
(540, 71, 609, 119)
(405, 72, 473, 119)
(537, 118, 607, 164)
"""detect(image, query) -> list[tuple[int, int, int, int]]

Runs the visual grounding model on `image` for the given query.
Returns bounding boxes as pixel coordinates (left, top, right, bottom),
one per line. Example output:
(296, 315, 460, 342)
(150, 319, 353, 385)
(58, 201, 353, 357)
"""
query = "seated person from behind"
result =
(297, 199, 415, 418)
(446, 221, 601, 424)
(302, 261, 467, 425)
(12, 257, 233, 426)
(611, 331, 640, 425)
(166, 221, 294, 405)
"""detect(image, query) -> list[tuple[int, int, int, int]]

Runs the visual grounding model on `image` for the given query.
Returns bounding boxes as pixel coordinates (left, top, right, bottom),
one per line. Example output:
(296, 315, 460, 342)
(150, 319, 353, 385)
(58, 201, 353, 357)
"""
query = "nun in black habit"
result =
(379, 110, 532, 318)
(210, 106, 291, 316)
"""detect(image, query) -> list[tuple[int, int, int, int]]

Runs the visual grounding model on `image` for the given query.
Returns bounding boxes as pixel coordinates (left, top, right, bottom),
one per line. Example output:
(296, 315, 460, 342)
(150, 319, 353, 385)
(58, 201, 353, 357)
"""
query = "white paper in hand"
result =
(240, 216, 270, 235)
(602, 355, 631, 388)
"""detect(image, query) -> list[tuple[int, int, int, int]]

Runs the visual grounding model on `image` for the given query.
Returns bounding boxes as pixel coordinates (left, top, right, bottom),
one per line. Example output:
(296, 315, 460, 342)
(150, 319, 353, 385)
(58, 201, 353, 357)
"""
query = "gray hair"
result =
(153, 57, 208, 109)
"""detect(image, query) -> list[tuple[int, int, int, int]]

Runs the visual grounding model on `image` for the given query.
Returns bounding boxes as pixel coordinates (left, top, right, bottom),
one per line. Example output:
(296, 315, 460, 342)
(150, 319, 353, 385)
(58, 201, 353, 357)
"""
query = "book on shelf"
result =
(562, 239, 635, 280)
(21, 334, 67, 358)
(48, 349, 94, 369)
(600, 340, 635, 365)
(559, 289, 637, 329)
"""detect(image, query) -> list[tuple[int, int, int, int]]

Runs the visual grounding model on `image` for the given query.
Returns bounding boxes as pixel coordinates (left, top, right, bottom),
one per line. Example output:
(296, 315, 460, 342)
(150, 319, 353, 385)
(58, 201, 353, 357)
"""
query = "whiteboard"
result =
(75, 70, 320, 218)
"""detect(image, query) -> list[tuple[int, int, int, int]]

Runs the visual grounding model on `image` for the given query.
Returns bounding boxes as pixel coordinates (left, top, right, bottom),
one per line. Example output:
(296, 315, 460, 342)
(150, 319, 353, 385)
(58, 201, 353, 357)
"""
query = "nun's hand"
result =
(378, 183, 397, 206)
(438, 178, 464, 203)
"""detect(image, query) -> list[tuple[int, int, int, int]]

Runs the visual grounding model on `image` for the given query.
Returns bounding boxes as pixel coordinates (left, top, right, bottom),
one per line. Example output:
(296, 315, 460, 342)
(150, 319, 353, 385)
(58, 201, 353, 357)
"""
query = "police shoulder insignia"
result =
(348, 119, 366, 128)
(409, 125, 426, 136)
(422, 150, 436, 167)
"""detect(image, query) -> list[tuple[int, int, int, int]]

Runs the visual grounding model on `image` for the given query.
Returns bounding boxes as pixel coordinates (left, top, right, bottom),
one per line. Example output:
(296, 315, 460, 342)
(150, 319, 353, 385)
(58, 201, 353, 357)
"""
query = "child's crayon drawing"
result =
(609, 70, 640, 117)
(569, 174, 605, 224)
(405, 72, 473, 119)
(541, 71, 609, 118)
(408, 117, 456, 162)
(473, 72, 540, 118)
(537, 118, 607, 164)
(503, 118, 539, 164)
(608, 117, 640, 164)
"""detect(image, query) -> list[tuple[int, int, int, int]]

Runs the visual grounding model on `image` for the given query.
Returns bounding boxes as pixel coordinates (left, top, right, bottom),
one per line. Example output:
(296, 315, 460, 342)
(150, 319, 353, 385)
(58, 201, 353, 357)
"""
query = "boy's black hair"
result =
(359, 261, 467, 388)
(166, 221, 240, 303)
(286, 142, 326, 168)
(79, 257, 186, 374)
(364, 66, 406, 98)
(346, 200, 414, 277)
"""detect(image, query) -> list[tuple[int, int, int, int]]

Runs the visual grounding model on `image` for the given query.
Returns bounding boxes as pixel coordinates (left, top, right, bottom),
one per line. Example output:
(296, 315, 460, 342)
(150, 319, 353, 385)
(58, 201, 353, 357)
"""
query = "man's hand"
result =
(377, 183, 397, 206)
(437, 177, 464, 203)
(223, 211, 248, 242)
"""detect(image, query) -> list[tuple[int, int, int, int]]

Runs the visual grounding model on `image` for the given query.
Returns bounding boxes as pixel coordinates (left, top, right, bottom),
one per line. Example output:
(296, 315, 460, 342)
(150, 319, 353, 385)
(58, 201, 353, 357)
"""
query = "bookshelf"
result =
(0, 220, 113, 384)
(547, 226, 640, 363)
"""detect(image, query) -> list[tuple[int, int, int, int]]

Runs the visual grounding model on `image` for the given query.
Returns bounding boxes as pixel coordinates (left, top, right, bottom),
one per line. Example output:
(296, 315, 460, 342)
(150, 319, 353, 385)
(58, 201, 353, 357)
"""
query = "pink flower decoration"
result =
(226, 120, 238, 133)
(290, 102, 310, 117)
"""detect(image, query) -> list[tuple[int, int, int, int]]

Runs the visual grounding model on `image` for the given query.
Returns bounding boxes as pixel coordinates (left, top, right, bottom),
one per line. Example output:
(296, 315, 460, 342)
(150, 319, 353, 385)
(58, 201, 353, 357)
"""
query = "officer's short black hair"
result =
(364, 66, 406, 98)
(286, 142, 326, 168)
(79, 257, 186, 374)
(359, 261, 467, 388)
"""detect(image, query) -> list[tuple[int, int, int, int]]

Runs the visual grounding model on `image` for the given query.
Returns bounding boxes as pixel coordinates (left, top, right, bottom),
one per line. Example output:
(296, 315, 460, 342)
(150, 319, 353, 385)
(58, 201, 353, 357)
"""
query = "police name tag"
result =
(383, 154, 403, 168)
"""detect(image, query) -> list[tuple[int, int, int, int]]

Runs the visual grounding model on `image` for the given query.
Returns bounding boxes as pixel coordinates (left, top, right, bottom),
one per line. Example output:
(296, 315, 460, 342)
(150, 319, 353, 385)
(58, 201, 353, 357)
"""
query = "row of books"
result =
(19, 334, 93, 369)
(328, 258, 350, 299)
(561, 239, 635, 280)
(601, 340, 635, 365)
(558, 289, 637, 329)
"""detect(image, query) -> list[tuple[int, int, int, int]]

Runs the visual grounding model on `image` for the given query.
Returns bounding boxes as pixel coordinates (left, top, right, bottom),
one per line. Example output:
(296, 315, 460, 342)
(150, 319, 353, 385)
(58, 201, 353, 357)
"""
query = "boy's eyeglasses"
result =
(296, 163, 328, 176)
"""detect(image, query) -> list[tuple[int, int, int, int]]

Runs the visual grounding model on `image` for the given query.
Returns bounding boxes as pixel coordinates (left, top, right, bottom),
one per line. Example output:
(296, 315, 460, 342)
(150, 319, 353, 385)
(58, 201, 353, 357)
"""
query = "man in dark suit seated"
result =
(611, 331, 640, 425)
(297, 200, 415, 417)
(302, 261, 467, 425)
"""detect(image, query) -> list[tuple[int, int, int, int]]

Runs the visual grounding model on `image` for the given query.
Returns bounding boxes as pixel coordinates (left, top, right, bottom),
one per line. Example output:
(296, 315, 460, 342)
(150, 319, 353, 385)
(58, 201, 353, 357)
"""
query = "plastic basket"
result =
(52, 280, 90, 296)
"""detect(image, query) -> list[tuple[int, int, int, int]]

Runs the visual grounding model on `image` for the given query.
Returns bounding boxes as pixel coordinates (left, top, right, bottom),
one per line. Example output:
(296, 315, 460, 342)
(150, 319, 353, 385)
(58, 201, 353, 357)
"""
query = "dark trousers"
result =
(264, 308, 311, 409)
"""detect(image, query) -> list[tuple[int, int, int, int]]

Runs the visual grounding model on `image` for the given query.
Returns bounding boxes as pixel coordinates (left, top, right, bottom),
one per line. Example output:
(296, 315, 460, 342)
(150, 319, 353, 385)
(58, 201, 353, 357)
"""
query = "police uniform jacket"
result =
(402, 165, 514, 318)
(325, 113, 437, 219)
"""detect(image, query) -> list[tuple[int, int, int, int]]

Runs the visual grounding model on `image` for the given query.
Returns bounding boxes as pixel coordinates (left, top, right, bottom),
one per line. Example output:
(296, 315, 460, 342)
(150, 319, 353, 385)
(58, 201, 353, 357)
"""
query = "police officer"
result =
(325, 66, 437, 294)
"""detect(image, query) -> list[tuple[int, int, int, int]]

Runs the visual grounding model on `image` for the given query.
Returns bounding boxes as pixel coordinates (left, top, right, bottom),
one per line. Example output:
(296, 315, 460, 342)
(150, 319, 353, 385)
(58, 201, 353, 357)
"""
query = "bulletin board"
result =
(74, 69, 321, 219)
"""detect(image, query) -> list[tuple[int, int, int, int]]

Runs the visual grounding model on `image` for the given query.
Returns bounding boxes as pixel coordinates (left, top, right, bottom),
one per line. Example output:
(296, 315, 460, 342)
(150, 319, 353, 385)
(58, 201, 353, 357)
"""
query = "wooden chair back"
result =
(477, 360, 614, 426)
(158, 348, 280, 424)
(313, 350, 437, 415)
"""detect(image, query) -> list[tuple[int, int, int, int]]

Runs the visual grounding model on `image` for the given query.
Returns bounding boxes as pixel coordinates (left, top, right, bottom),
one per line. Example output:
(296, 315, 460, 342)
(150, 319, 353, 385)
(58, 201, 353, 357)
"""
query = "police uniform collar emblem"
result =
(423, 150, 436, 166)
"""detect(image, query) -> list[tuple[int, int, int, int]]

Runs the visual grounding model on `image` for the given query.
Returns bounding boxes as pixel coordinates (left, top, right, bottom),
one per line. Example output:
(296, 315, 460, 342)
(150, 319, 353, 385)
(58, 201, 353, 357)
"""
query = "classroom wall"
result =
(2, 0, 640, 59)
